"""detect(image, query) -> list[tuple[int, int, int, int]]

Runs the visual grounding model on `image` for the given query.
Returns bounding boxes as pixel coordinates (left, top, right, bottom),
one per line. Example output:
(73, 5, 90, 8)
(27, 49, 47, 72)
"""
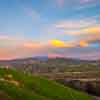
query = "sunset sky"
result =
(0, 0, 100, 60)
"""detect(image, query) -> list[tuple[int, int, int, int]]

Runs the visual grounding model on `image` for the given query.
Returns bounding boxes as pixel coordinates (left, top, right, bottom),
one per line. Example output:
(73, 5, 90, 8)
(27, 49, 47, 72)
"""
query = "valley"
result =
(0, 58, 100, 99)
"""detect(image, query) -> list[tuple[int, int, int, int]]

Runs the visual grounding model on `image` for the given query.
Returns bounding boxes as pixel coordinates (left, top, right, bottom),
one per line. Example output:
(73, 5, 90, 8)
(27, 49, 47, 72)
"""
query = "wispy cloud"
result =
(56, 0, 65, 8)
(55, 19, 97, 30)
(0, 0, 100, 60)
(16, 0, 41, 22)
(0, 35, 13, 40)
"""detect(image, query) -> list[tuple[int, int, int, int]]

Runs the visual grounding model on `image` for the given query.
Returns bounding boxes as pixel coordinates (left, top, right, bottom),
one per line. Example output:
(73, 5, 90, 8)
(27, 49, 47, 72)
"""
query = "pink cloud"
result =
(55, 19, 97, 30)
(0, 35, 12, 40)
(0, 40, 49, 60)
(48, 53, 64, 58)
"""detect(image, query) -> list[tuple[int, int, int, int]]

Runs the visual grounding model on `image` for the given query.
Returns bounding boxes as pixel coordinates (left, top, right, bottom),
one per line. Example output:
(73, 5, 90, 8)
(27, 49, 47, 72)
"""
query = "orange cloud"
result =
(50, 40, 75, 48)
(51, 40, 66, 48)
(49, 39, 90, 48)
(74, 26, 100, 36)
(83, 26, 100, 34)
(23, 42, 43, 49)
(79, 40, 89, 47)
(77, 26, 100, 44)
(0, 48, 15, 60)
(0, 40, 48, 60)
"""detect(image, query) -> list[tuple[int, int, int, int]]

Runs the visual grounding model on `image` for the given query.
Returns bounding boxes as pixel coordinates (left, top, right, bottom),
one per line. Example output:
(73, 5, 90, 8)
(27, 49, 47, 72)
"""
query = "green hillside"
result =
(0, 68, 93, 100)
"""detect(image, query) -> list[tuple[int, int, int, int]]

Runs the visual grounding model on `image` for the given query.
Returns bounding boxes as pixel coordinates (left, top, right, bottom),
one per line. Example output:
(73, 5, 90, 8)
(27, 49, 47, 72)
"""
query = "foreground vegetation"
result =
(0, 67, 93, 100)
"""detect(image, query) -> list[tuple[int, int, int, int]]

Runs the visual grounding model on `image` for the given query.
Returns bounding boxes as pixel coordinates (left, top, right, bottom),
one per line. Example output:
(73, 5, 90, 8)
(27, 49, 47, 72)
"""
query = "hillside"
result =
(0, 68, 93, 100)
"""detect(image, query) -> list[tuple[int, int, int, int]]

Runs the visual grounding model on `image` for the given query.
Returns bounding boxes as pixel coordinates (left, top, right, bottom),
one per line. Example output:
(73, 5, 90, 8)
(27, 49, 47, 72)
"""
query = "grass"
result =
(0, 67, 93, 100)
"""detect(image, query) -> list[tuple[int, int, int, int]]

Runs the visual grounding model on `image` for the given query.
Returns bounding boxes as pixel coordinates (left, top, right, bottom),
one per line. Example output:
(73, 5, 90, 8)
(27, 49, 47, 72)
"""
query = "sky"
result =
(0, 0, 100, 60)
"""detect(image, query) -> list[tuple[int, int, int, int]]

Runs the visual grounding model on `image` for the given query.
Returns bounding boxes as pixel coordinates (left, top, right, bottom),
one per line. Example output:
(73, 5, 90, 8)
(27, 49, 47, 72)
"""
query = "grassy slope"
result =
(0, 68, 93, 100)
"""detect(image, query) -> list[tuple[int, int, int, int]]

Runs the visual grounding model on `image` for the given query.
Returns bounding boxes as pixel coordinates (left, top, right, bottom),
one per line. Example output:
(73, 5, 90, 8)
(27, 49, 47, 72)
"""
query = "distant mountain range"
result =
(0, 56, 100, 81)
(0, 56, 99, 66)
